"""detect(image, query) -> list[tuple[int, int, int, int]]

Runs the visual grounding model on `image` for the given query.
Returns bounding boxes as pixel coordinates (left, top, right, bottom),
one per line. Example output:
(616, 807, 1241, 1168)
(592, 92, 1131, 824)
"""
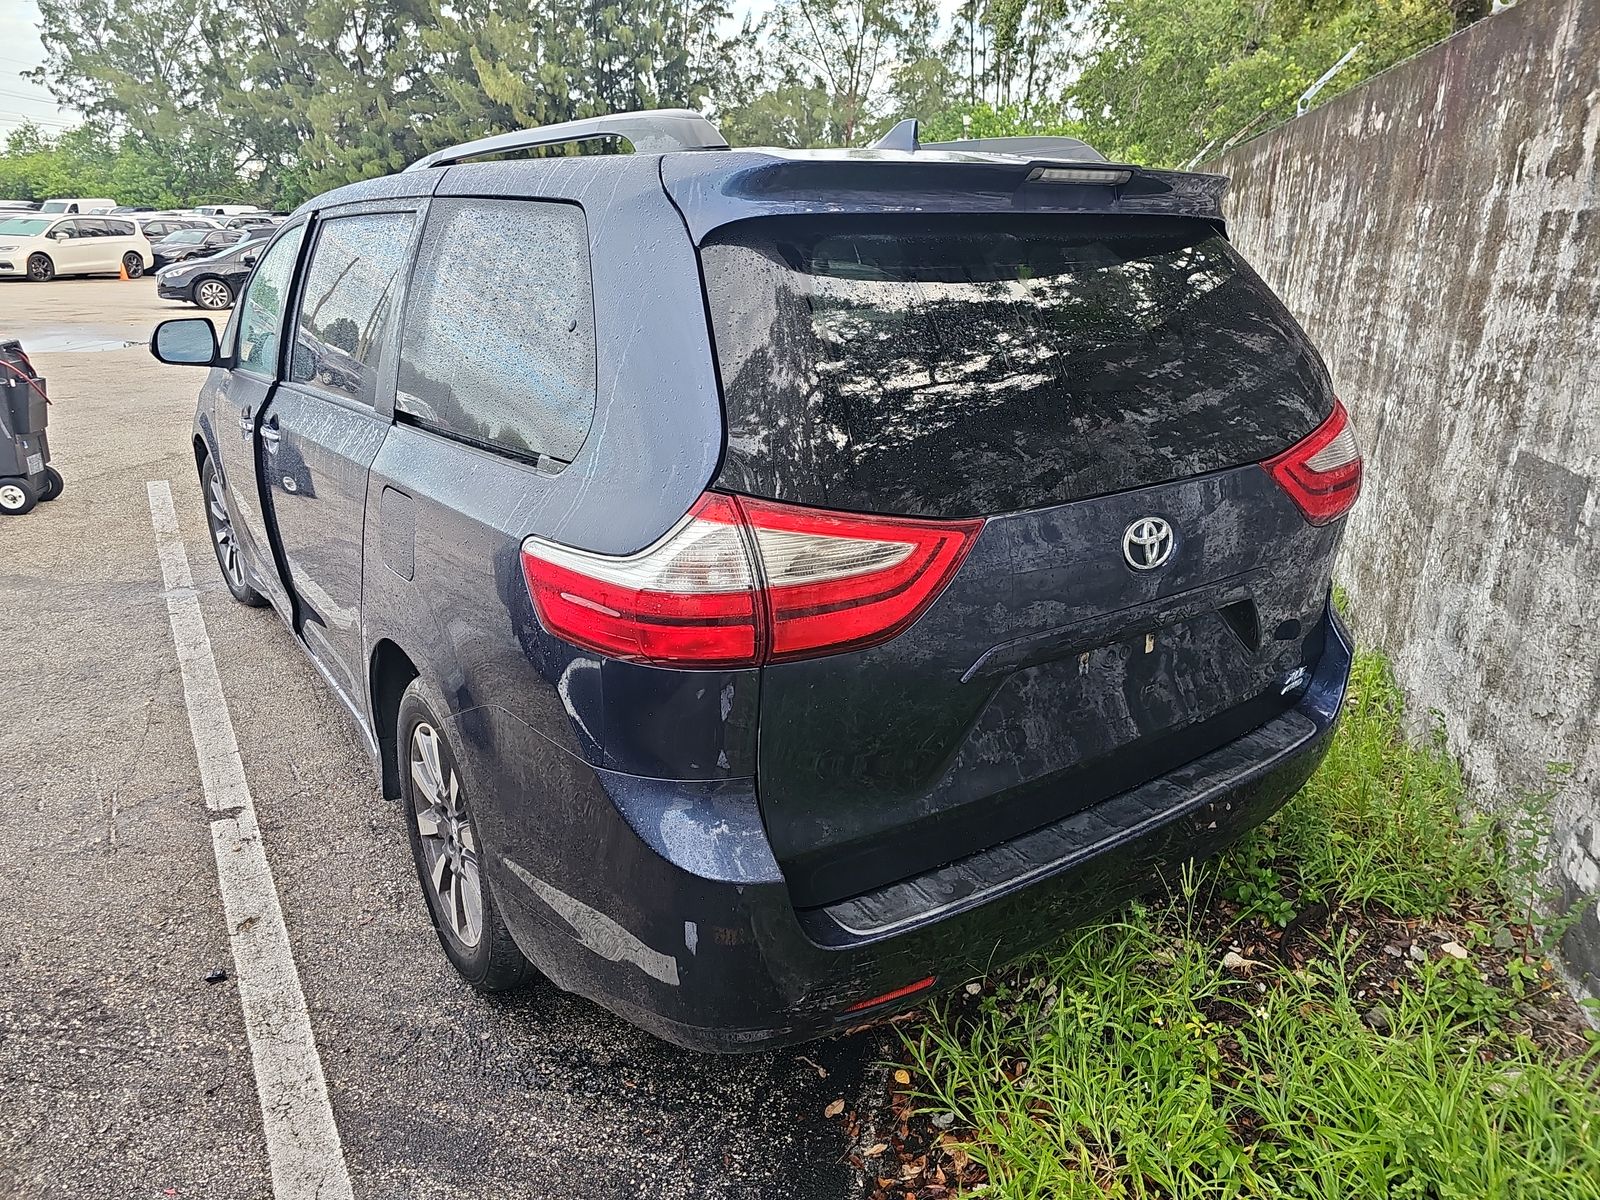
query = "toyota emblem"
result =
(1123, 516, 1174, 570)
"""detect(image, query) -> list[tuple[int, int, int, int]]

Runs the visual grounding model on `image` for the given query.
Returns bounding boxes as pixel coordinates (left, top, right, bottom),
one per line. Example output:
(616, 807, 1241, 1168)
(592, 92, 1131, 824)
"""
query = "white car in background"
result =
(38, 197, 118, 214)
(0, 214, 155, 281)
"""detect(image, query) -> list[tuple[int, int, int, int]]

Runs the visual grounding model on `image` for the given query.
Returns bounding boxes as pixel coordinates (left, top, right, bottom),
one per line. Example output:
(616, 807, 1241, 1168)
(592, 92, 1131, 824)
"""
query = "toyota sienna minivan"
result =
(151, 109, 1360, 1051)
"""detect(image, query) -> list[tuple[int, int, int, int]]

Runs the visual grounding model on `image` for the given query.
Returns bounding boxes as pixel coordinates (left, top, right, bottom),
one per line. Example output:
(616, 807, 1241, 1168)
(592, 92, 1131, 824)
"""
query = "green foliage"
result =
(1074, 0, 1455, 166)
(10, 0, 1472, 199)
(0, 121, 243, 206)
(1248, 650, 1495, 918)
(903, 648, 1600, 1198)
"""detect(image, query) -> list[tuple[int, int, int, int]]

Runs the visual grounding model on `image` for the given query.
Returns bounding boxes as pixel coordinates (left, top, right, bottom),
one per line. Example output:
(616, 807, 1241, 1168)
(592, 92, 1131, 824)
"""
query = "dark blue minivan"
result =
(151, 109, 1360, 1051)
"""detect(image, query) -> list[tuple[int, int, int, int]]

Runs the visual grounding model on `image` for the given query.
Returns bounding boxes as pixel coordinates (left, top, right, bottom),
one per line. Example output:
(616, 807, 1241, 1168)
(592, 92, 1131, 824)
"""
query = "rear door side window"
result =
(288, 212, 416, 407)
(397, 198, 596, 468)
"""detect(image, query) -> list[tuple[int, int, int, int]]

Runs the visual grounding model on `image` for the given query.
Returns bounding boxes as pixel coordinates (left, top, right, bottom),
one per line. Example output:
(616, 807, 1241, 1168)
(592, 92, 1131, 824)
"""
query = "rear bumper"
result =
(481, 603, 1354, 1052)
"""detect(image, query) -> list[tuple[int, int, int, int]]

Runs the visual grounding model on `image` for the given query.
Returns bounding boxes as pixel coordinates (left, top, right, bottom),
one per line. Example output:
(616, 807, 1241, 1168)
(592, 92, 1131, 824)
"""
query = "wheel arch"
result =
(370, 638, 421, 803)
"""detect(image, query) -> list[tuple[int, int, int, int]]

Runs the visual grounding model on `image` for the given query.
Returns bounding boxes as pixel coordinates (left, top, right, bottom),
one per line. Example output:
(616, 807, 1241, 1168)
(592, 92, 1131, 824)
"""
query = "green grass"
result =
(896, 652, 1600, 1199)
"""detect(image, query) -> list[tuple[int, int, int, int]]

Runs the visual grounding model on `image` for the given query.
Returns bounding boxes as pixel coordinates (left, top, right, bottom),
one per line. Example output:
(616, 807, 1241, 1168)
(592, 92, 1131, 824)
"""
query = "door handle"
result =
(238, 405, 252, 433)
(260, 418, 281, 447)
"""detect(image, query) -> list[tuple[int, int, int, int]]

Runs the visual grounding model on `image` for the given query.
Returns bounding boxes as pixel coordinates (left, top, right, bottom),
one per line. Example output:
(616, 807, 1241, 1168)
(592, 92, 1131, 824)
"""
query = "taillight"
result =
(1263, 398, 1363, 525)
(520, 494, 983, 668)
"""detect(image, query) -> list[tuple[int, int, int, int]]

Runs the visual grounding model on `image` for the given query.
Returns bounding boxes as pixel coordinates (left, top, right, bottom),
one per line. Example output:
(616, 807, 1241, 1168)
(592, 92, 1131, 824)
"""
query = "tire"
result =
(398, 679, 529, 992)
(193, 277, 234, 310)
(121, 251, 146, 279)
(200, 456, 267, 606)
(0, 477, 38, 515)
(26, 254, 54, 283)
(39, 467, 63, 501)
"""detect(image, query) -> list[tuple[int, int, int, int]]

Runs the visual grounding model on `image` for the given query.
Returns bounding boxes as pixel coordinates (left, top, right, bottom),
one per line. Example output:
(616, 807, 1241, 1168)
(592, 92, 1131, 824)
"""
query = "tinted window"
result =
(288, 212, 415, 406)
(397, 198, 595, 467)
(700, 214, 1334, 518)
(166, 229, 208, 244)
(106, 219, 135, 236)
(235, 232, 300, 377)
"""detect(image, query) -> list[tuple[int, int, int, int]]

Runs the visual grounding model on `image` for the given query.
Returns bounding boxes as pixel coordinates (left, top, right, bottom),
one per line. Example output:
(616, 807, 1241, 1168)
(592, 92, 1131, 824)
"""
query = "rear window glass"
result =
(700, 214, 1334, 517)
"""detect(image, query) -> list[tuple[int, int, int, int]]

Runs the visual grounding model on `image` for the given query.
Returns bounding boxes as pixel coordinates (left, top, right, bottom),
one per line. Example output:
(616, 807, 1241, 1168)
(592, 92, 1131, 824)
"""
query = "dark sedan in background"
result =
(155, 236, 265, 309)
(149, 226, 249, 269)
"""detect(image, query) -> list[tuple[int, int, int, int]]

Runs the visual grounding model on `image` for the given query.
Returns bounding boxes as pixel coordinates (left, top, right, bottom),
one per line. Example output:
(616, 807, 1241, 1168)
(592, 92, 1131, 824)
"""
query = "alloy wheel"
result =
(122, 252, 145, 279)
(196, 280, 231, 309)
(27, 255, 53, 282)
(409, 722, 484, 949)
(205, 469, 245, 588)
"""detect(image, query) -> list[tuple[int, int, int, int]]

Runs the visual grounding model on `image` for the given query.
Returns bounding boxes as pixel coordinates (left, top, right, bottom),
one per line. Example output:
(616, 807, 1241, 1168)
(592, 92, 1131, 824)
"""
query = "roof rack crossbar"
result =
(406, 108, 728, 171)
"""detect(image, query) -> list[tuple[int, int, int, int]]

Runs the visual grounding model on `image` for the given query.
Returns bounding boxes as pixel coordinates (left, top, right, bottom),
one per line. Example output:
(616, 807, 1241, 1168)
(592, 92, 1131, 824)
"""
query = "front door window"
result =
(235, 235, 300, 378)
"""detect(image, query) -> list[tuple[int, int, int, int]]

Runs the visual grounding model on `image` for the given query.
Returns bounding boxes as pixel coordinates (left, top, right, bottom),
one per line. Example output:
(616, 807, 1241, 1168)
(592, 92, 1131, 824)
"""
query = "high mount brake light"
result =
(520, 495, 984, 668)
(1263, 398, 1363, 526)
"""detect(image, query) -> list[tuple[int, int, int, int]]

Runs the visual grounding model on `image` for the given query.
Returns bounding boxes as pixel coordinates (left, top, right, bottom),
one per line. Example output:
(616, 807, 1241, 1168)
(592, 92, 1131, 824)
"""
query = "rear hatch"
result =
(693, 205, 1344, 909)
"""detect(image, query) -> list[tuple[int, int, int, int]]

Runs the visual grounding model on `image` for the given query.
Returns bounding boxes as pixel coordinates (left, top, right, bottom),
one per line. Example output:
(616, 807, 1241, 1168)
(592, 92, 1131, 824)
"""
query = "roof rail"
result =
(863, 118, 1107, 162)
(406, 108, 728, 171)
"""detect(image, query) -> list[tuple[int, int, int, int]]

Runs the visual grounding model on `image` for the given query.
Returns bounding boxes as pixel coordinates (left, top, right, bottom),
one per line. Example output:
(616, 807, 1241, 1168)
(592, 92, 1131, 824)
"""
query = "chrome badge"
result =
(1123, 516, 1174, 570)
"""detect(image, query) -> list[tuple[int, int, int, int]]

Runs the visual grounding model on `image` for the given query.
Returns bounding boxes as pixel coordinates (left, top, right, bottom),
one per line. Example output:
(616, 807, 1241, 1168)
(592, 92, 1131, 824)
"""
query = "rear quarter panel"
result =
(359, 154, 741, 960)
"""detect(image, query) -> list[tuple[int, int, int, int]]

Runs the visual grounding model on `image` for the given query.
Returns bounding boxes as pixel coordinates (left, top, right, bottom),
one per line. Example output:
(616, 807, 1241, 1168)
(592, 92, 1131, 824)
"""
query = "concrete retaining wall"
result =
(1214, 0, 1600, 994)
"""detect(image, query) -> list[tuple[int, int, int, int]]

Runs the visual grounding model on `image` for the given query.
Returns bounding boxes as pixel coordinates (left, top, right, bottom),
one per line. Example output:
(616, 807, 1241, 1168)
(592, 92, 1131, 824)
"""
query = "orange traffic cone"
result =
(118, 260, 130, 281)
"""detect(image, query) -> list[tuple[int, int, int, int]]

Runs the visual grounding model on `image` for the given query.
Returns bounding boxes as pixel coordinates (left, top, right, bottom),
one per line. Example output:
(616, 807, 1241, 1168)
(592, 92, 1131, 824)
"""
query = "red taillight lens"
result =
(520, 494, 983, 668)
(1263, 398, 1363, 525)
(738, 496, 983, 662)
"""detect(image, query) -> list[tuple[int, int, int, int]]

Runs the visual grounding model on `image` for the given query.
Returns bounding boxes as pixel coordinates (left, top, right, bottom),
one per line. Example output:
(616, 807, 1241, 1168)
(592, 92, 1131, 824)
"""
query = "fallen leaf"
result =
(893, 1069, 911, 1085)
(1222, 950, 1264, 974)
(824, 1098, 845, 1118)
(865, 1142, 889, 1156)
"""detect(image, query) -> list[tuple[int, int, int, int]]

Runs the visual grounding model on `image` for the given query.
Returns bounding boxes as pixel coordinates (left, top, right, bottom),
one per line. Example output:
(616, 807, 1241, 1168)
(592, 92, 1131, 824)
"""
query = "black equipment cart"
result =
(0, 339, 62, 516)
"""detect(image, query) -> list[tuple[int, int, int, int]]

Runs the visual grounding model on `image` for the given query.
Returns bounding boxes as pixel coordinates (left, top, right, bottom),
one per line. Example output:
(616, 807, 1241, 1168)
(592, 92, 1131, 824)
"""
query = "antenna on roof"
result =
(867, 119, 920, 152)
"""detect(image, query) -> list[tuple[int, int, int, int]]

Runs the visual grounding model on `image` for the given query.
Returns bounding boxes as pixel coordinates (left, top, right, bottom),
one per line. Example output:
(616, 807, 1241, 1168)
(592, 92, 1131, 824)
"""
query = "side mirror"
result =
(242, 253, 259, 266)
(151, 318, 221, 367)
(48, 230, 68, 241)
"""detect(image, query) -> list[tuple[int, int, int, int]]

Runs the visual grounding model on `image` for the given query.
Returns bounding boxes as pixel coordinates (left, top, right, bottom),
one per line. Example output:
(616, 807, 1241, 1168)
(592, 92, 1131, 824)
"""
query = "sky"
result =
(0, 0, 74, 140)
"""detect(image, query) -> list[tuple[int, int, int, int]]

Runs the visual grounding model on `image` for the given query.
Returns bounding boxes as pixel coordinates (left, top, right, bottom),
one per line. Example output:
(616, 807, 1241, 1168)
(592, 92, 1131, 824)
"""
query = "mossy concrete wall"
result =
(1215, 0, 1600, 995)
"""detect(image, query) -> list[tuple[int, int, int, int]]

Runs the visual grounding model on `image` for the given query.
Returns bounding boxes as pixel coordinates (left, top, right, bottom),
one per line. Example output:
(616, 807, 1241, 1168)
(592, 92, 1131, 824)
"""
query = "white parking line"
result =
(146, 480, 355, 1200)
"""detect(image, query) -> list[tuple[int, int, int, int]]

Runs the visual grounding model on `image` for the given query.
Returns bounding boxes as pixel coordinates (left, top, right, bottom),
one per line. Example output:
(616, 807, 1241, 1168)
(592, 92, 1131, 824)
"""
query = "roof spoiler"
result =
(867, 117, 1108, 163)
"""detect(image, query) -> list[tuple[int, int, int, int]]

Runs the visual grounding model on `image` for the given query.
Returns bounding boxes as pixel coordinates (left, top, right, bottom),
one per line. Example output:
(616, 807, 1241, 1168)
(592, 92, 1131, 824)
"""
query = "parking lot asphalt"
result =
(0, 278, 885, 1199)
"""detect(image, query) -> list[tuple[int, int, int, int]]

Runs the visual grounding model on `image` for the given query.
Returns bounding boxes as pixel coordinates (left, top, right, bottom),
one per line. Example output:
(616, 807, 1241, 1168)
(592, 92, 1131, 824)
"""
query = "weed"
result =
(890, 650, 1600, 1200)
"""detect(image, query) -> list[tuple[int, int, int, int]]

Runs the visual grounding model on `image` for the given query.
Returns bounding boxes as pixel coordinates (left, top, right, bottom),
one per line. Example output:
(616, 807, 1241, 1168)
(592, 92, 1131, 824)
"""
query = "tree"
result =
(1069, 0, 1456, 167)
(22, 0, 1474, 196)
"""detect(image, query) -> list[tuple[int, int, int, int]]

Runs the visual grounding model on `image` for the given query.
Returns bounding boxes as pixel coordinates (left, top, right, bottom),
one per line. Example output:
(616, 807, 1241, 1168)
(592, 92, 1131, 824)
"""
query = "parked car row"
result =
(0, 207, 280, 283)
